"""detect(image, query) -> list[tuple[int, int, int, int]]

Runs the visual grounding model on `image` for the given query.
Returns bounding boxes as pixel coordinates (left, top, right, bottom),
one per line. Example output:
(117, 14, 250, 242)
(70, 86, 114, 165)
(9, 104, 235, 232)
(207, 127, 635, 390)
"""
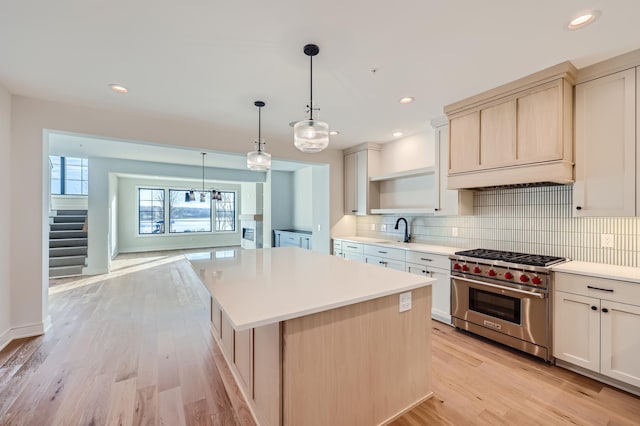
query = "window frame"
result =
(137, 188, 166, 235)
(168, 189, 213, 234)
(49, 156, 89, 196)
(214, 191, 237, 232)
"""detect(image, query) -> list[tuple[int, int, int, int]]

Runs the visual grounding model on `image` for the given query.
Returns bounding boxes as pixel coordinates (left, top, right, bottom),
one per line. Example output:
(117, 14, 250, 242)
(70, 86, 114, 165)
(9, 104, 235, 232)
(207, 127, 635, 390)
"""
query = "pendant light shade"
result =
(294, 43, 330, 153)
(190, 153, 223, 202)
(247, 101, 272, 171)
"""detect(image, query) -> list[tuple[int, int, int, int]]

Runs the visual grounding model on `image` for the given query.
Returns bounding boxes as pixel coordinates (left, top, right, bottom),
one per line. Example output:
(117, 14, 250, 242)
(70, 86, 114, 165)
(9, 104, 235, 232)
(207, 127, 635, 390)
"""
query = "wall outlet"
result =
(317, 224, 321, 231)
(399, 292, 412, 312)
(601, 233, 614, 248)
(380, 224, 387, 232)
(370, 224, 376, 231)
(452, 227, 459, 237)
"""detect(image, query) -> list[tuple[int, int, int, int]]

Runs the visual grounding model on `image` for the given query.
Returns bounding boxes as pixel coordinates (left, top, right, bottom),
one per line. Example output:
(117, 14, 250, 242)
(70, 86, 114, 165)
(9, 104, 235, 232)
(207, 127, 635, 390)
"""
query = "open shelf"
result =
(369, 166, 435, 182)
(370, 208, 435, 215)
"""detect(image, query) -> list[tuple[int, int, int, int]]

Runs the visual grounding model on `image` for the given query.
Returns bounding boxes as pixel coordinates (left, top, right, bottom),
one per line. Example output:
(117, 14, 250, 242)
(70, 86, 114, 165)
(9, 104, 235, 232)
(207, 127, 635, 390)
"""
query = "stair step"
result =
(49, 265, 84, 278)
(49, 255, 86, 267)
(50, 246, 88, 257)
(49, 238, 88, 248)
(53, 215, 87, 223)
(55, 210, 87, 216)
(50, 230, 87, 239)
(50, 222, 85, 231)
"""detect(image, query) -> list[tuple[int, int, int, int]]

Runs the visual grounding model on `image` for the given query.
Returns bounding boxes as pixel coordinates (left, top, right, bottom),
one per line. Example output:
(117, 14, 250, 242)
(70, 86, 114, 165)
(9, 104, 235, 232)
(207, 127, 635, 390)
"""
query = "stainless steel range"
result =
(450, 248, 568, 362)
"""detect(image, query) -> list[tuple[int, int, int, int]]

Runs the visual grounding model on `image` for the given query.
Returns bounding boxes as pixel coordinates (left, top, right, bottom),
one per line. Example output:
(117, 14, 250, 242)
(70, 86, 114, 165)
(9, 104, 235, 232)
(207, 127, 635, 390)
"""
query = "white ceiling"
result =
(2, 0, 640, 151)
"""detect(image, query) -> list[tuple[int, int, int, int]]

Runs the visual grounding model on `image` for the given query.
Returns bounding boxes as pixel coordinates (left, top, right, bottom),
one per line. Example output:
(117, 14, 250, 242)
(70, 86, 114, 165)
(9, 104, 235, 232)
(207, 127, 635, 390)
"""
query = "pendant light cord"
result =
(201, 153, 205, 193)
(258, 105, 262, 152)
(309, 54, 313, 121)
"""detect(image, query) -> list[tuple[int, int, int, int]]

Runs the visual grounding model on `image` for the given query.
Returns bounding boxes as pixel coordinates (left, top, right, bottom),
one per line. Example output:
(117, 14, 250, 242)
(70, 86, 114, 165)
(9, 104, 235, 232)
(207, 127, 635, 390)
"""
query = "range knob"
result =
(504, 272, 514, 280)
(473, 266, 481, 273)
(462, 264, 469, 272)
(453, 263, 461, 270)
(488, 269, 497, 277)
(520, 274, 530, 283)
(532, 276, 542, 285)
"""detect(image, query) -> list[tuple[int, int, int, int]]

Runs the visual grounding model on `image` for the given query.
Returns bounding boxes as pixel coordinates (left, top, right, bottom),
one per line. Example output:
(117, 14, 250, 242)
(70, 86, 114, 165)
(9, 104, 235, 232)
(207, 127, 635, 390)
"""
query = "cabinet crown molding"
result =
(343, 142, 381, 155)
(577, 48, 640, 84)
(444, 61, 577, 115)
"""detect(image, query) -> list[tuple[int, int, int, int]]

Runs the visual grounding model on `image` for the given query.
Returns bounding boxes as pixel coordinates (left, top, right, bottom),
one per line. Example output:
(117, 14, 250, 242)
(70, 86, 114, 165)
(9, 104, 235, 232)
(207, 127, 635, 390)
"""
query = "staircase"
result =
(49, 210, 88, 278)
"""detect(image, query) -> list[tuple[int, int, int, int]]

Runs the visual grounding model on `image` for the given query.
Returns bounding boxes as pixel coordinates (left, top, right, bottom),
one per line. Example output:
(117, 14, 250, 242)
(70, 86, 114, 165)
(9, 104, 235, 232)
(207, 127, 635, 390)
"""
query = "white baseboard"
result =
(82, 266, 108, 275)
(0, 321, 47, 353)
(0, 327, 11, 352)
(432, 311, 452, 325)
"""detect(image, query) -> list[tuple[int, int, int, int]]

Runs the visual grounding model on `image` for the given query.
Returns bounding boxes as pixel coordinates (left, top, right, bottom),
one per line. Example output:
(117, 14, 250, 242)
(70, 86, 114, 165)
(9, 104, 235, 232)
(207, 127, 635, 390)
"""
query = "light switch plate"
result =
(399, 291, 412, 312)
(601, 233, 614, 248)
(370, 224, 375, 231)
(452, 227, 459, 237)
(380, 224, 387, 232)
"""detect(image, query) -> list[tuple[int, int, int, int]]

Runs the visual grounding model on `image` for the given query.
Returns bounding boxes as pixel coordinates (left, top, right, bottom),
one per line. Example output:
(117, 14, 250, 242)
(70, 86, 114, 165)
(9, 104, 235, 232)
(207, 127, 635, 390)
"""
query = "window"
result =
(138, 189, 165, 234)
(49, 156, 89, 195)
(215, 191, 236, 232)
(169, 189, 212, 233)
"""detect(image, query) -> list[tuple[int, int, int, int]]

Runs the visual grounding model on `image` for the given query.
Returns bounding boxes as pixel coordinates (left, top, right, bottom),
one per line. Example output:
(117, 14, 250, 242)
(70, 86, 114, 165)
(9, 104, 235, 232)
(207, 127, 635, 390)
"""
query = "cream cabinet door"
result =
(600, 300, 640, 387)
(434, 124, 473, 215)
(406, 262, 451, 324)
(343, 251, 364, 263)
(574, 68, 636, 217)
(449, 111, 480, 173)
(480, 100, 516, 168)
(344, 152, 358, 214)
(553, 291, 600, 372)
(517, 83, 564, 163)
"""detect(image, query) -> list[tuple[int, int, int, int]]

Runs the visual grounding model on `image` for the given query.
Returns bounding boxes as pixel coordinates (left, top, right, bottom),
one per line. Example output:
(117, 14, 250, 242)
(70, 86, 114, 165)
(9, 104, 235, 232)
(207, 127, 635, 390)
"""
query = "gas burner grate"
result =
(454, 249, 565, 267)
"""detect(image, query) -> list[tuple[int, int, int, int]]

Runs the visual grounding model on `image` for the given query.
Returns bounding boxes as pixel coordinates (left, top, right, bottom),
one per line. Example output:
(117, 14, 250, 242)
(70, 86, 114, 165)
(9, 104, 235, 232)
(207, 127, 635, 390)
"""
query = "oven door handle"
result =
(452, 276, 546, 299)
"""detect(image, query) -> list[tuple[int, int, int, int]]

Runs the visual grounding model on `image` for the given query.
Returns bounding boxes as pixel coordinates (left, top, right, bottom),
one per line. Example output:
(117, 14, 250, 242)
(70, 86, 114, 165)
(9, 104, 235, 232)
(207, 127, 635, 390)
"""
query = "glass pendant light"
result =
(293, 43, 330, 153)
(247, 101, 271, 171)
(190, 153, 223, 202)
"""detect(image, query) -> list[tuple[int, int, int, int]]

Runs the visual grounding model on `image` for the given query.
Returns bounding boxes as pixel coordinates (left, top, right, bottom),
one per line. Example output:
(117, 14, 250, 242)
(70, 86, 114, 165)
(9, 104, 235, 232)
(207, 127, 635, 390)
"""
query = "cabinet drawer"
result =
(364, 244, 405, 262)
(279, 233, 301, 246)
(342, 242, 364, 253)
(555, 272, 640, 305)
(406, 251, 449, 270)
(333, 239, 342, 251)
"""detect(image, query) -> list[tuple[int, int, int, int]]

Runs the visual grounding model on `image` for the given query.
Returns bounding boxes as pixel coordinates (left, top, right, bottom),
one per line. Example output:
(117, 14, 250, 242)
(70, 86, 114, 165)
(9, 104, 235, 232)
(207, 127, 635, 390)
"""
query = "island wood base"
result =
(210, 286, 433, 426)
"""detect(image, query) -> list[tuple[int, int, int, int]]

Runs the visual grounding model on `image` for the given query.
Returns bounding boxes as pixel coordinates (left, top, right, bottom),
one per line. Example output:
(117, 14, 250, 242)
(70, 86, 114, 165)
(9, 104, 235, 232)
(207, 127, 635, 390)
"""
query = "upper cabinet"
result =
(445, 62, 576, 190)
(343, 143, 380, 215)
(574, 67, 638, 217)
(432, 120, 473, 216)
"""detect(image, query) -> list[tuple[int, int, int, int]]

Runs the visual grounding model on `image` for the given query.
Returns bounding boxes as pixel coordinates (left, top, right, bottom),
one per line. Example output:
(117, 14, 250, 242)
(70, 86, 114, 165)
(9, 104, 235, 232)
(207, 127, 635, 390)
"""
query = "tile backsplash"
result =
(356, 185, 640, 267)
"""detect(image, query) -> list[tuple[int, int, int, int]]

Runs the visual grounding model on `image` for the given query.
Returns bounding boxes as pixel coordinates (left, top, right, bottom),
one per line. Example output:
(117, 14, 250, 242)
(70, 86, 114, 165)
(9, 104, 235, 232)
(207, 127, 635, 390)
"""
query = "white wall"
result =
(293, 167, 313, 231)
(108, 173, 118, 260)
(9, 95, 344, 336)
(0, 85, 11, 349)
(118, 176, 242, 253)
(379, 129, 435, 174)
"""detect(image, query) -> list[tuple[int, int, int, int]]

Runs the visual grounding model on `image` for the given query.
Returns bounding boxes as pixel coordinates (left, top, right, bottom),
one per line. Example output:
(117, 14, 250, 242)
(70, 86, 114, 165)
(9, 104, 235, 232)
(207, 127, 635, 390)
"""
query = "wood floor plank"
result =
(105, 377, 138, 426)
(158, 386, 187, 426)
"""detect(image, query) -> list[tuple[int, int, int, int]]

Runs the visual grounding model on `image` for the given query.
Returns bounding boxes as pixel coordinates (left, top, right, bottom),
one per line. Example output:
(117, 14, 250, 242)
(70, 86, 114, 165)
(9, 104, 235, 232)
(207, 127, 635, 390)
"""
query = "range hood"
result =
(444, 61, 577, 190)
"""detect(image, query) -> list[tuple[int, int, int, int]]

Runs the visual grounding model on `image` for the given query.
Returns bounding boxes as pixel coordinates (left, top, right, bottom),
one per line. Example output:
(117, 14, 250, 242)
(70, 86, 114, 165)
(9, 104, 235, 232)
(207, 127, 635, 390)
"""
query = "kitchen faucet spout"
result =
(394, 217, 410, 243)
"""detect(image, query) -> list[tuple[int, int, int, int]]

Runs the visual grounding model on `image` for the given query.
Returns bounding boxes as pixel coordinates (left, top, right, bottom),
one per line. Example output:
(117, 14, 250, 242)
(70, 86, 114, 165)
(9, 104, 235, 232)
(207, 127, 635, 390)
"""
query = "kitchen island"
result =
(187, 247, 435, 426)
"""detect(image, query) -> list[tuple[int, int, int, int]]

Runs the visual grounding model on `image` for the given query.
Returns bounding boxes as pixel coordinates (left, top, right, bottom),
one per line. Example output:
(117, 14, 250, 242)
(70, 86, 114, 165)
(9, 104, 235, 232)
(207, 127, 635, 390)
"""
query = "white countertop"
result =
(552, 261, 640, 284)
(334, 236, 462, 256)
(186, 247, 434, 330)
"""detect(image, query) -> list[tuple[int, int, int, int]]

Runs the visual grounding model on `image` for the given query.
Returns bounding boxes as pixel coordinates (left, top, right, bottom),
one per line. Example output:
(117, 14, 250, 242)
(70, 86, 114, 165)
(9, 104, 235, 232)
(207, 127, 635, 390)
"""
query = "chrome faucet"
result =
(394, 217, 410, 243)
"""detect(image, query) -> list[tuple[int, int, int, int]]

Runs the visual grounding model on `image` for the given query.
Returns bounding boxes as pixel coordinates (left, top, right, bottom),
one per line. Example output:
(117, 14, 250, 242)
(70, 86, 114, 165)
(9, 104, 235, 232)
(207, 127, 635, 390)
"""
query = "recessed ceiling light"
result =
(392, 131, 404, 138)
(568, 10, 600, 30)
(329, 130, 340, 136)
(399, 97, 414, 104)
(108, 83, 129, 94)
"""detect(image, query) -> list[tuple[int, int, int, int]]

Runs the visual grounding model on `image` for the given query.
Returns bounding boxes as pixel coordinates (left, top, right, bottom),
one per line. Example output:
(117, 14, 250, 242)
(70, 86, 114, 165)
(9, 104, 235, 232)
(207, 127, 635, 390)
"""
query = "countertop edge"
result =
(333, 236, 462, 256)
(225, 278, 435, 331)
(551, 261, 640, 284)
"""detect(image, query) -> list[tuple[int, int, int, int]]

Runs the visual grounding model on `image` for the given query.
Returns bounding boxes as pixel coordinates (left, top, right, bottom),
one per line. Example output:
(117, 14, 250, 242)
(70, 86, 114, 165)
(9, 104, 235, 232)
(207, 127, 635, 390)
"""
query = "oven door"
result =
(451, 275, 548, 347)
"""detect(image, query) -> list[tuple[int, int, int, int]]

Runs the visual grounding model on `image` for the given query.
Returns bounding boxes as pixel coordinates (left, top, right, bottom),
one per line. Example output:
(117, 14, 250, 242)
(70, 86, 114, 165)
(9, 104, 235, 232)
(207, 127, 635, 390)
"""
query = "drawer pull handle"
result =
(587, 285, 614, 293)
(602, 308, 609, 313)
(347, 245, 358, 249)
(351, 210, 358, 213)
(378, 251, 387, 254)
(591, 306, 597, 311)
(420, 258, 433, 262)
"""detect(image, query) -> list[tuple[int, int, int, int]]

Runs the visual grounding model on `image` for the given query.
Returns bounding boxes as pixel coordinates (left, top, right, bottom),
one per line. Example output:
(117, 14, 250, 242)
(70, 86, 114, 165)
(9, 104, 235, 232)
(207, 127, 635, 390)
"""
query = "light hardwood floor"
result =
(1, 248, 639, 425)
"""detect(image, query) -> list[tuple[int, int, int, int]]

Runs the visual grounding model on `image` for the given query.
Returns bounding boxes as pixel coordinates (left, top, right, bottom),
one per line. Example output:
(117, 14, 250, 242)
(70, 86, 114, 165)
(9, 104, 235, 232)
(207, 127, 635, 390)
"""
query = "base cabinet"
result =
(554, 272, 640, 389)
(405, 251, 451, 324)
(274, 230, 312, 250)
